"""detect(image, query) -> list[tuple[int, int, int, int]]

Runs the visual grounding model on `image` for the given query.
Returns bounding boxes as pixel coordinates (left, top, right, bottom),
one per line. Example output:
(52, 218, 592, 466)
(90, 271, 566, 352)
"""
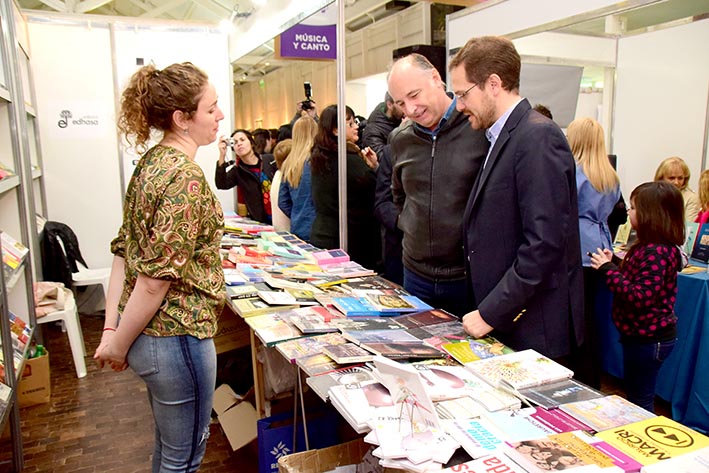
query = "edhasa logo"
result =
(58, 109, 99, 128)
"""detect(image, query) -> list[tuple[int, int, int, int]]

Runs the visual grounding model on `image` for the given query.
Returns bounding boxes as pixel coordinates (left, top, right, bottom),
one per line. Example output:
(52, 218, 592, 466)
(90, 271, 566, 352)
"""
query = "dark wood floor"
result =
(0, 313, 259, 473)
(1, 307, 671, 473)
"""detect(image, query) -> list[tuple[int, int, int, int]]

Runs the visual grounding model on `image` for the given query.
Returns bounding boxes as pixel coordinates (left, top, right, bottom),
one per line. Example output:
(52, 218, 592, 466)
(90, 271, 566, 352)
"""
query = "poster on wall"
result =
(275, 4, 336, 61)
(46, 101, 111, 140)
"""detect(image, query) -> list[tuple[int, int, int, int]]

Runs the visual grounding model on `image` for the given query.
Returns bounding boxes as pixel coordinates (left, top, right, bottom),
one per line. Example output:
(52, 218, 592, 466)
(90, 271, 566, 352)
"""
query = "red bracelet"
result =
(103, 327, 116, 332)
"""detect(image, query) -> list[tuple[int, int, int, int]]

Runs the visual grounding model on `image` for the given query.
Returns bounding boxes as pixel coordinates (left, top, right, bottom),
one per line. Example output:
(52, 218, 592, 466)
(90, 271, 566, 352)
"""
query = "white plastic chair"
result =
(71, 262, 110, 301)
(37, 291, 87, 378)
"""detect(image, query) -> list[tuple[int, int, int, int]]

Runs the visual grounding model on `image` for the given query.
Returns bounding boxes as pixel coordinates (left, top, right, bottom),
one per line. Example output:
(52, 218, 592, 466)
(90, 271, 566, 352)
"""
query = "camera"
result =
(226, 137, 236, 148)
(301, 82, 314, 111)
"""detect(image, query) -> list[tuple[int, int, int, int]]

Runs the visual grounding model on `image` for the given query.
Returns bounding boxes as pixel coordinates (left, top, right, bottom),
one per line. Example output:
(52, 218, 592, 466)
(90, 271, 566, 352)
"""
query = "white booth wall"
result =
(448, 0, 709, 195)
(27, 15, 233, 268)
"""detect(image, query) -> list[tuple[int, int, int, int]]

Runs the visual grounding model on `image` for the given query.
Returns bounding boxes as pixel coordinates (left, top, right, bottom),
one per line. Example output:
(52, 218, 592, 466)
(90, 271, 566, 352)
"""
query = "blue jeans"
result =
(622, 338, 676, 413)
(403, 267, 470, 317)
(127, 334, 217, 472)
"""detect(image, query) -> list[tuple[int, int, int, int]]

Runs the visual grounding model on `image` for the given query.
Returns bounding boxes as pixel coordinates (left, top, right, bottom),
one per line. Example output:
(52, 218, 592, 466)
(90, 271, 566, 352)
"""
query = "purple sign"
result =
(279, 23, 336, 60)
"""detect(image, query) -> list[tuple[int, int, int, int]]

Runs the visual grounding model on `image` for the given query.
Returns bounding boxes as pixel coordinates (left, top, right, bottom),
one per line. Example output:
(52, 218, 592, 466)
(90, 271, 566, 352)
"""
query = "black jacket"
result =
(389, 107, 488, 280)
(374, 145, 403, 284)
(362, 102, 401, 157)
(40, 221, 88, 288)
(215, 154, 276, 224)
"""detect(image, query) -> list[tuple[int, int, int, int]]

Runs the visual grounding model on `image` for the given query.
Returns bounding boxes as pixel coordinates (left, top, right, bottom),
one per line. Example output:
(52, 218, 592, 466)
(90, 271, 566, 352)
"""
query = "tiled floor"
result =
(1, 307, 671, 472)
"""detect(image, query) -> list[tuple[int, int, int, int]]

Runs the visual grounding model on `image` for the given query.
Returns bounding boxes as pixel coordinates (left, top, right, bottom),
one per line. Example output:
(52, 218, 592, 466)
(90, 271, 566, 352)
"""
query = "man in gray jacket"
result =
(387, 54, 488, 316)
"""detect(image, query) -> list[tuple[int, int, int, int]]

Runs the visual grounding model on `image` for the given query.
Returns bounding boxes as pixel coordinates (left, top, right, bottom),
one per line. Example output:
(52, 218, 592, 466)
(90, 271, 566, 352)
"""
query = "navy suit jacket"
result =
(463, 99, 584, 359)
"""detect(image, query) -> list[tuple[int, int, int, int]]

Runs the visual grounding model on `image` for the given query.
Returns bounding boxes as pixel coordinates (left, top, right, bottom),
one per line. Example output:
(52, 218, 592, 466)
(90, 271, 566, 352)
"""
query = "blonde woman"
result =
(654, 156, 700, 222)
(696, 169, 709, 224)
(567, 117, 621, 389)
(278, 116, 318, 241)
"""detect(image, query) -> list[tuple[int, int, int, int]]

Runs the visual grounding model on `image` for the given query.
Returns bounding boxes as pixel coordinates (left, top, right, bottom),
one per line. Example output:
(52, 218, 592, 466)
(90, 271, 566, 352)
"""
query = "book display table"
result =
(599, 270, 709, 433)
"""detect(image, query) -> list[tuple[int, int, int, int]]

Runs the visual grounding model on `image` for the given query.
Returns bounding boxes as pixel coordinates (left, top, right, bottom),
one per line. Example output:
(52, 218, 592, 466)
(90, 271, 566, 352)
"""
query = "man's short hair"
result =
(385, 91, 394, 104)
(449, 36, 520, 92)
(533, 104, 553, 120)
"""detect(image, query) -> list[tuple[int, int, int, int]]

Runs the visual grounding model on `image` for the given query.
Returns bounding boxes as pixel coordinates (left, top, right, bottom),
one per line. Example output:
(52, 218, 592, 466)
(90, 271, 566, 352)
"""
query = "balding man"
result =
(387, 54, 488, 316)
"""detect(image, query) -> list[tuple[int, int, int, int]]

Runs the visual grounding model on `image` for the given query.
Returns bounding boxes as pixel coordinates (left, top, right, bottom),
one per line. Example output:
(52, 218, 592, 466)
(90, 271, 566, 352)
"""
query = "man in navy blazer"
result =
(449, 36, 584, 360)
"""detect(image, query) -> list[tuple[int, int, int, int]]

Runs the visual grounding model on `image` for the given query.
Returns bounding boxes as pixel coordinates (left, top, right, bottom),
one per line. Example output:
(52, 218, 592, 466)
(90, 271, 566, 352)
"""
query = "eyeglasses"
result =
(455, 83, 478, 100)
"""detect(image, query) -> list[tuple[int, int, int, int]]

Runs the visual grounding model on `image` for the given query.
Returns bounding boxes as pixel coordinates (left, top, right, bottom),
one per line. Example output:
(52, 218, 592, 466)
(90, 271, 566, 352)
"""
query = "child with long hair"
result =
(590, 181, 685, 412)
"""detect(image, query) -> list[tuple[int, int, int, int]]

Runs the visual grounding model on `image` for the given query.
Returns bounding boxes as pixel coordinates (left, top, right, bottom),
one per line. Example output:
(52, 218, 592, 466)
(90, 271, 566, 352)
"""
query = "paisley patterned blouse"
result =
(111, 145, 225, 338)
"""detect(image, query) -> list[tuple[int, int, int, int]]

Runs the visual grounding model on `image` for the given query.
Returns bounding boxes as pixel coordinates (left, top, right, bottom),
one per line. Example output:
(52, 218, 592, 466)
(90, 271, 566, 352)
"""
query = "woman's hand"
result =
(217, 135, 228, 165)
(361, 146, 378, 170)
(94, 331, 128, 372)
(589, 248, 613, 270)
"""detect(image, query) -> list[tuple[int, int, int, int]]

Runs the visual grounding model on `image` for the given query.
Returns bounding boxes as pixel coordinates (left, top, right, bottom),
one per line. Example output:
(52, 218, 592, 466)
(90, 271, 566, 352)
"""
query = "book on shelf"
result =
(517, 378, 605, 410)
(322, 342, 375, 364)
(558, 395, 656, 433)
(229, 297, 297, 318)
(464, 349, 574, 391)
(1, 232, 28, 274)
(442, 336, 514, 364)
(595, 416, 709, 466)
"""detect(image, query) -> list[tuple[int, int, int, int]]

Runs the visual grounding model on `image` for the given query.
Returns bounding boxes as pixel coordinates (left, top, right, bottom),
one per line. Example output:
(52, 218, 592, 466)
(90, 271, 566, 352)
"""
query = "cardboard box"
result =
(214, 304, 251, 354)
(259, 410, 341, 473)
(18, 351, 50, 407)
(212, 383, 258, 451)
(277, 438, 398, 473)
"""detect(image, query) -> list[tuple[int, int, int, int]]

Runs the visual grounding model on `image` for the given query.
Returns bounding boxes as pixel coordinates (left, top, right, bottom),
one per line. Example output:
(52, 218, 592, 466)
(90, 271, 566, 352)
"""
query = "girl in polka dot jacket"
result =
(589, 181, 685, 413)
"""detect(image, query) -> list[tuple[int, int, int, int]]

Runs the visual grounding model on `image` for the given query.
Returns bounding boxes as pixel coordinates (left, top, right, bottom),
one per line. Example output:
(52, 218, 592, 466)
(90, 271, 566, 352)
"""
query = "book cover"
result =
(322, 342, 375, 364)
(330, 317, 404, 332)
(528, 407, 593, 434)
(288, 307, 338, 333)
(257, 290, 298, 306)
(343, 328, 422, 345)
(595, 416, 709, 465)
(684, 222, 700, 257)
(442, 417, 506, 460)
(364, 293, 418, 312)
(296, 353, 342, 377)
(393, 308, 458, 328)
(342, 275, 400, 292)
(305, 365, 375, 401)
(243, 312, 304, 346)
(282, 286, 320, 305)
(332, 296, 386, 317)
(275, 332, 347, 362)
(640, 446, 709, 472)
(226, 284, 260, 299)
(464, 349, 574, 390)
(229, 297, 297, 317)
(690, 223, 709, 262)
(503, 438, 600, 472)
(362, 342, 446, 360)
(406, 321, 469, 349)
(558, 395, 656, 433)
(439, 453, 525, 473)
(518, 378, 605, 409)
(482, 407, 558, 443)
(443, 337, 513, 364)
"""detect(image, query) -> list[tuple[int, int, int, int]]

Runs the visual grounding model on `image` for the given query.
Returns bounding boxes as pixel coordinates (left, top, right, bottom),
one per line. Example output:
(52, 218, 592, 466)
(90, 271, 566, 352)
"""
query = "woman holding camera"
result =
(215, 129, 276, 224)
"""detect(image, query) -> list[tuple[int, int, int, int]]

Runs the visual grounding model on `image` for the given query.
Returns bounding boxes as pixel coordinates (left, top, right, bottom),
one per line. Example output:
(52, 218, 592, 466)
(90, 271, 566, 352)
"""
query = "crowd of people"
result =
(96, 35, 701, 471)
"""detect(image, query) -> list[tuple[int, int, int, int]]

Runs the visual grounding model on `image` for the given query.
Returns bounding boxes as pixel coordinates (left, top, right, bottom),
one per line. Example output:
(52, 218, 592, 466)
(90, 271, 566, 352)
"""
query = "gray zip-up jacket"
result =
(390, 108, 488, 280)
